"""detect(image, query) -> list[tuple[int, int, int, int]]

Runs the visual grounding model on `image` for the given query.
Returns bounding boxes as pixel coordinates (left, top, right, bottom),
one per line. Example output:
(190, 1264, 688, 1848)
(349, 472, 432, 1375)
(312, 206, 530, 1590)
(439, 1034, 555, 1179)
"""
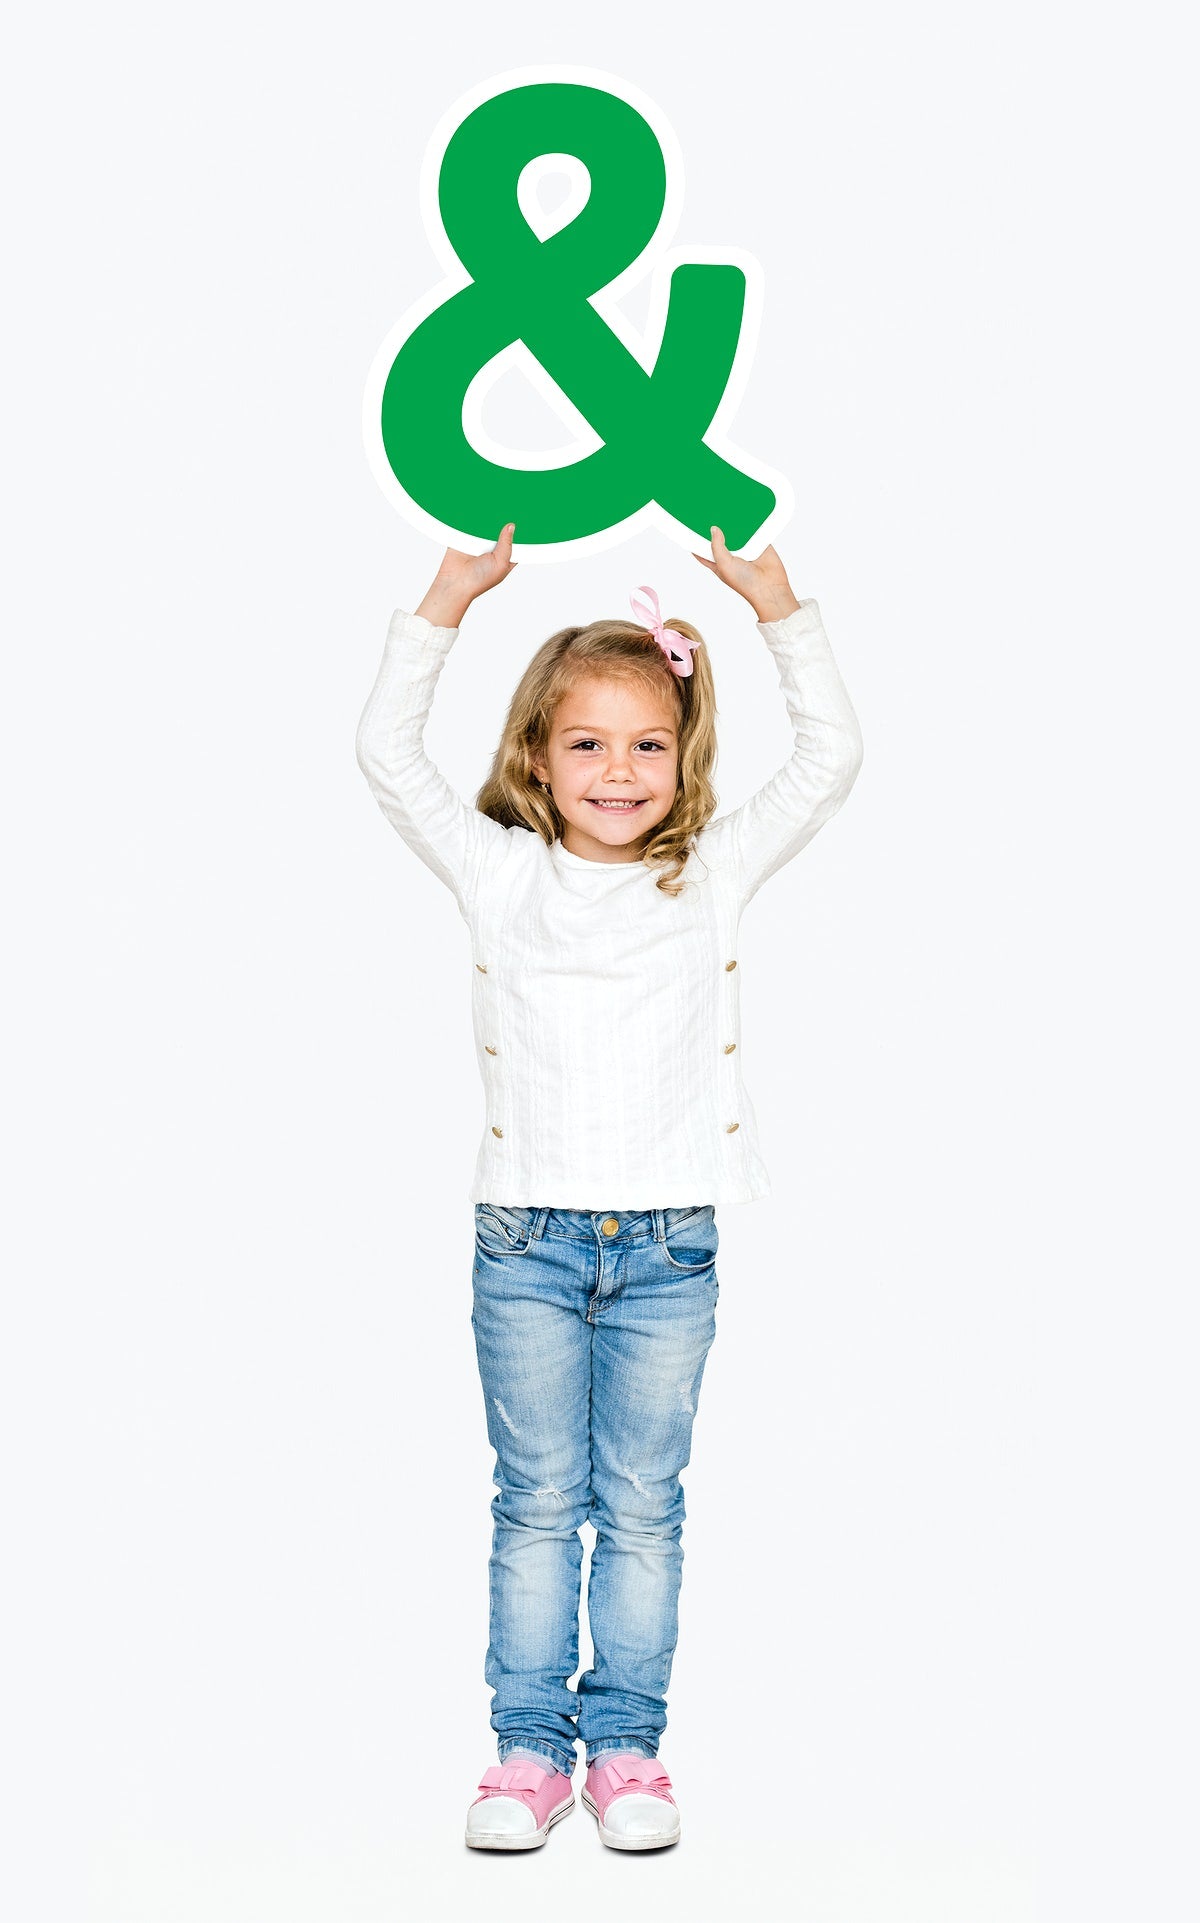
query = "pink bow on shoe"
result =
(475, 1762, 551, 1801)
(592, 1755, 675, 1802)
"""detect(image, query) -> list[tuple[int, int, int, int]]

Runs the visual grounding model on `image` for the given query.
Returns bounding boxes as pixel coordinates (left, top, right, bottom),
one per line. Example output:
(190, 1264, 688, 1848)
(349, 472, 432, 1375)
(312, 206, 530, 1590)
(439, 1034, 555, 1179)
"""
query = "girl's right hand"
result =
(415, 524, 517, 627)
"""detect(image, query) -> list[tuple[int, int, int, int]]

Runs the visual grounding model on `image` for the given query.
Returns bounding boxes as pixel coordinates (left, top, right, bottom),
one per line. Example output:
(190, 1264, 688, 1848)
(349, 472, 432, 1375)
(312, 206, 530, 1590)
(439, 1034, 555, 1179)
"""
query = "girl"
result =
(355, 524, 863, 1852)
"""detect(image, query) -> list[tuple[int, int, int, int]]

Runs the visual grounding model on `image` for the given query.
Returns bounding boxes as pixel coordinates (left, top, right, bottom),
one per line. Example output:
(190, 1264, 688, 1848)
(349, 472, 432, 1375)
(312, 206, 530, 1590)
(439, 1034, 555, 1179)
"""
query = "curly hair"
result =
(474, 613, 719, 897)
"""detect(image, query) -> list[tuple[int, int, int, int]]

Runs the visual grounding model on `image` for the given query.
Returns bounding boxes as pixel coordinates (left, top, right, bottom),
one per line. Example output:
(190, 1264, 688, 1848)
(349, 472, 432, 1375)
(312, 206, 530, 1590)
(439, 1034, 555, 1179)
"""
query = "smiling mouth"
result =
(587, 799, 647, 810)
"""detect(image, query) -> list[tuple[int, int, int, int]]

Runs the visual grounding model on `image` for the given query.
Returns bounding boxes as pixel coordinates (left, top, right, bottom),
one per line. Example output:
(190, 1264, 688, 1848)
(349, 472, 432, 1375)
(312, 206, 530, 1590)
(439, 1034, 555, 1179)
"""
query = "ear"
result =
(530, 756, 547, 784)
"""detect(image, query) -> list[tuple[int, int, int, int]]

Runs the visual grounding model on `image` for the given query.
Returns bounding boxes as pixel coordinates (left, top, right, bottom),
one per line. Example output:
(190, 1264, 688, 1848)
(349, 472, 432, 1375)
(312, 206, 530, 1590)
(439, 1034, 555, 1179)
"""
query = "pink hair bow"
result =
(630, 585, 698, 678)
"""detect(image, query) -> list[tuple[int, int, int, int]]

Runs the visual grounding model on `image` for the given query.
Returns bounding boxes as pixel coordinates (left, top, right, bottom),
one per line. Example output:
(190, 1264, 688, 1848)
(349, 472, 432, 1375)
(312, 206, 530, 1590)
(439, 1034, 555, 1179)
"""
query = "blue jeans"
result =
(470, 1204, 720, 1776)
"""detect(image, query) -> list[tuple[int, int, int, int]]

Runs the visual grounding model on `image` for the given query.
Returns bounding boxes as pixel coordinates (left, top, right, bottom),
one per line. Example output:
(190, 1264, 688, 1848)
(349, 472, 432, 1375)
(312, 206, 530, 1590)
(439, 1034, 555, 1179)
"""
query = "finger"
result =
(710, 525, 728, 554)
(692, 553, 716, 571)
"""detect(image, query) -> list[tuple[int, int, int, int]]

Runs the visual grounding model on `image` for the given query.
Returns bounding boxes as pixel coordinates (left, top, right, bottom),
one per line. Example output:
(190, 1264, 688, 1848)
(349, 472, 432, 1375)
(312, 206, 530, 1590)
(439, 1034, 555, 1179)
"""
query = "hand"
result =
(414, 524, 518, 627)
(692, 526, 801, 623)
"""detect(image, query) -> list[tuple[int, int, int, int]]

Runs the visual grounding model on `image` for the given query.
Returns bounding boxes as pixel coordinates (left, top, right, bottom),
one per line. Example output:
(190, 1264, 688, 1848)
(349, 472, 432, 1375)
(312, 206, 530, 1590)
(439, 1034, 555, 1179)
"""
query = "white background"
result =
(4, 4, 1196, 1920)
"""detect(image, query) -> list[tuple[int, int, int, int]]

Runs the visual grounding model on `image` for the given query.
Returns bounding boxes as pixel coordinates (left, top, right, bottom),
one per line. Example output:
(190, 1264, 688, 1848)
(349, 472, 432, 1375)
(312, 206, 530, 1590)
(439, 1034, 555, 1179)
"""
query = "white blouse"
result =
(355, 599, 863, 1208)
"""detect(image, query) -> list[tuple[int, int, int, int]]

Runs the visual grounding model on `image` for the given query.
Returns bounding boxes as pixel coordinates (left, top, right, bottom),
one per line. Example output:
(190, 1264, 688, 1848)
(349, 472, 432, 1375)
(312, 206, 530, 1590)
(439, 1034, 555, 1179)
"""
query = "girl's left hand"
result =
(692, 526, 801, 623)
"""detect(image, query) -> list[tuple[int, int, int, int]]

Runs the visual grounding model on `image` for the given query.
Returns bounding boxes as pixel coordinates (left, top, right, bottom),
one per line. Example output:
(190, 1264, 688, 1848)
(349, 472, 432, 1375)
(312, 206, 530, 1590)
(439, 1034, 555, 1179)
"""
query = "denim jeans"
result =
(470, 1204, 720, 1776)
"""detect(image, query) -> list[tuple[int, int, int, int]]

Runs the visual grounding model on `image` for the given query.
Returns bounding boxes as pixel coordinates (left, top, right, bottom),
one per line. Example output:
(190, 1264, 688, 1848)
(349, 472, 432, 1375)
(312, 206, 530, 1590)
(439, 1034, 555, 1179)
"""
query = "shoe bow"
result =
(475, 1761, 550, 1801)
(593, 1755, 675, 1801)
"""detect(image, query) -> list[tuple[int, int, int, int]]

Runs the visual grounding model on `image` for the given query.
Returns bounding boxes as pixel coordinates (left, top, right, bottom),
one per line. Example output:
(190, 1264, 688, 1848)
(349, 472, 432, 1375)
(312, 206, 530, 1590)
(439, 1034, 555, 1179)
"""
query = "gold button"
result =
(726, 1121, 740, 1133)
(476, 963, 488, 973)
(724, 1042, 737, 1053)
(492, 1125, 504, 1138)
(485, 1045, 498, 1055)
(725, 959, 738, 971)
(600, 1216, 619, 1235)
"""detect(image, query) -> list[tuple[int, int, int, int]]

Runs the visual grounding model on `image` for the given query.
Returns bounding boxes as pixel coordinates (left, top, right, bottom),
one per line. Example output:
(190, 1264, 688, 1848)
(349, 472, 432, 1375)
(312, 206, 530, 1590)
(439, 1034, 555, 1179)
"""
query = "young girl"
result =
(355, 524, 863, 1852)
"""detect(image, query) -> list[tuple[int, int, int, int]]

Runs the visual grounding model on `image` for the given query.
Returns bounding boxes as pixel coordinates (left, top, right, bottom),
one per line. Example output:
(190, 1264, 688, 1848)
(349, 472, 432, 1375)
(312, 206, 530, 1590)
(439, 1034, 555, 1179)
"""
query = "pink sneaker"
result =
(464, 1759, 575, 1850)
(582, 1755, 681, 1850)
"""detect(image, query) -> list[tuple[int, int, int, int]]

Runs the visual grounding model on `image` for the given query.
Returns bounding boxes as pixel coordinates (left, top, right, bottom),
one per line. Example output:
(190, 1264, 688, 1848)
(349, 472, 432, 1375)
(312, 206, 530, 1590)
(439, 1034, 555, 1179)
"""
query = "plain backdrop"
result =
(3, 4, 1196, 1921)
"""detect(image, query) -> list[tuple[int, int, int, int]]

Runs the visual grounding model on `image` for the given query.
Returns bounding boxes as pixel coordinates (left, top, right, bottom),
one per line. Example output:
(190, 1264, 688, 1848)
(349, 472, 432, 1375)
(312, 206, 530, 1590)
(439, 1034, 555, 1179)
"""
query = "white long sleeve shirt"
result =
(355, 599, 863, 1208)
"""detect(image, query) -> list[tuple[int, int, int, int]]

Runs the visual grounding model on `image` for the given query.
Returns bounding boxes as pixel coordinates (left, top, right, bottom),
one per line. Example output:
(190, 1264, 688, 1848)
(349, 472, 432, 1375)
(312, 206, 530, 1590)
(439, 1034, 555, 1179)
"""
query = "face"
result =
(531, 673, 681, 864)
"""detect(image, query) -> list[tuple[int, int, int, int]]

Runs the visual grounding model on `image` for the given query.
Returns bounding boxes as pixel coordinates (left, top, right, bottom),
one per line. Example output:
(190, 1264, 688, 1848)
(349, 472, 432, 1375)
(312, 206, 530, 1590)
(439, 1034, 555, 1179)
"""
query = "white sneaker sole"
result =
(464, 1793, 575, 1850)
(581, 1787, 681, 1850)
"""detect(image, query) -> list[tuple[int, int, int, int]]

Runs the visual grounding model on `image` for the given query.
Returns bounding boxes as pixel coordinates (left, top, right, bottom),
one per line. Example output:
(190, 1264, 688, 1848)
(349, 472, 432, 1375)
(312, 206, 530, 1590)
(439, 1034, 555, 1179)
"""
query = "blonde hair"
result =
(474, 614, 718, 897)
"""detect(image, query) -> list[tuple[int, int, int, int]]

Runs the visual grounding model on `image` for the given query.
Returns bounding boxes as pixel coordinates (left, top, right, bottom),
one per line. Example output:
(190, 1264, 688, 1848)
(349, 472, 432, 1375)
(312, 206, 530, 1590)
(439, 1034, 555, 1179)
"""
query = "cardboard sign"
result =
(363, 65, 792, 561)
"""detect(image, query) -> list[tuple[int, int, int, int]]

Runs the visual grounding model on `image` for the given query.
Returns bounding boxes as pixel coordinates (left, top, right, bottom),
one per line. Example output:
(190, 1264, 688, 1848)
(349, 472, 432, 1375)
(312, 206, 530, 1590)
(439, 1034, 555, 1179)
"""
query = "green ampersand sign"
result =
(364, 68, 791, 561)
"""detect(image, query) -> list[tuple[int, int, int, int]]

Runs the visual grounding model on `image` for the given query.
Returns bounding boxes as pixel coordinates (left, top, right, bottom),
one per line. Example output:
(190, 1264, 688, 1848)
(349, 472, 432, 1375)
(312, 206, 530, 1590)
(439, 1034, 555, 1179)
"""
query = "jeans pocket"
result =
(660, 1205, 719, 1272)
(474, 1204, 536, 1258)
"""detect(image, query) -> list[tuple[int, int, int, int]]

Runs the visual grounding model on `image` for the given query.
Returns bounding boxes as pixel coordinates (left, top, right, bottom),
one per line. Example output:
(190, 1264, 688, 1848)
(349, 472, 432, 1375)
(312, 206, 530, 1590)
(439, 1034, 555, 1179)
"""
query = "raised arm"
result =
(354, 528, 519, 916)
(693, 530, 864, 905)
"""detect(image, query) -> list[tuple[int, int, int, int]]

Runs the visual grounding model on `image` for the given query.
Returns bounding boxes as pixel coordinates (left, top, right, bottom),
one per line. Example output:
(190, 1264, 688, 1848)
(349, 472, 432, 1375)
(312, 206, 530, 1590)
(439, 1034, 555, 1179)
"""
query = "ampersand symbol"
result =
(368, 77, 786, 557)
